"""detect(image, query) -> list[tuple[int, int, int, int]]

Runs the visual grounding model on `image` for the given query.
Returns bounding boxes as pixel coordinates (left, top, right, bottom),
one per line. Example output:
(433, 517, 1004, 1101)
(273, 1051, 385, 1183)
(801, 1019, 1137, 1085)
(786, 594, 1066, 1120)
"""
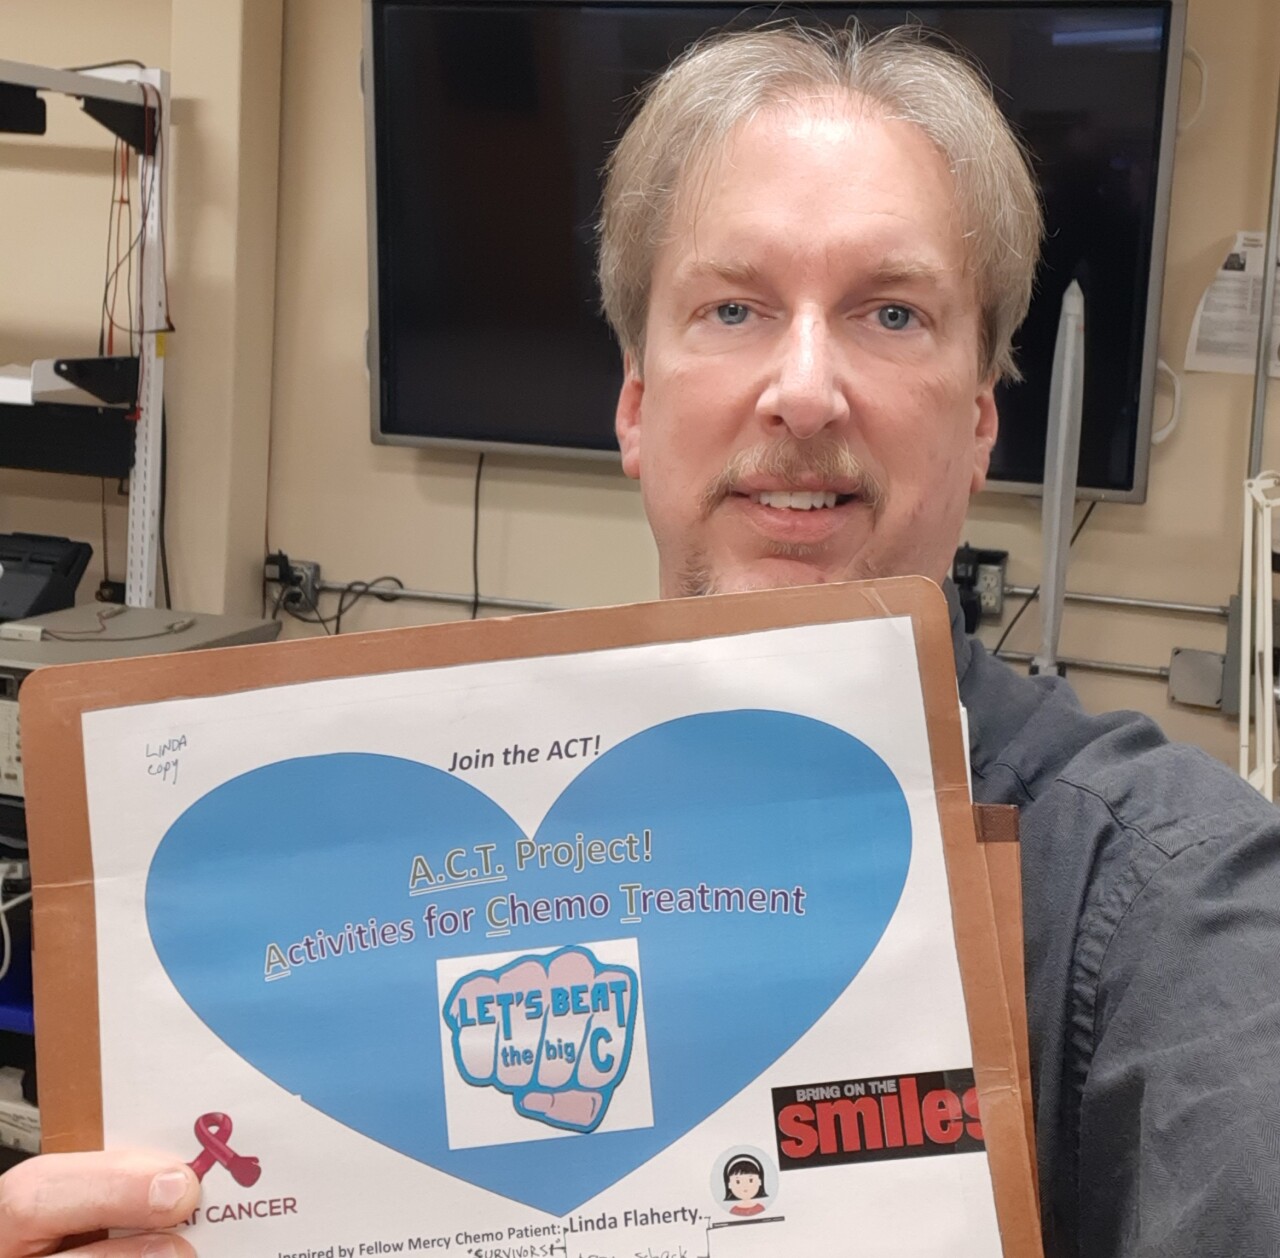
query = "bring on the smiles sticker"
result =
(436, 939, 654, 1150)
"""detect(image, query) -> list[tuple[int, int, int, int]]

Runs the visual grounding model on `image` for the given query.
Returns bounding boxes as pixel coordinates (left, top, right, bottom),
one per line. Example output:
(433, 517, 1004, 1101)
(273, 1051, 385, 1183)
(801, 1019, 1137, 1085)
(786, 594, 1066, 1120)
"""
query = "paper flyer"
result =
(68, 613, 1005, 1257)
(1185, 230, 1280, 377)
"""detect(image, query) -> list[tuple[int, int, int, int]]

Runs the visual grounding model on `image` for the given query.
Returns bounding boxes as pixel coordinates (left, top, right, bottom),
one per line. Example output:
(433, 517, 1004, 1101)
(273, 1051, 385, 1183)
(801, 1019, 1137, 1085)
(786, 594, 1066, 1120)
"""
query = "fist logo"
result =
(444, 945, 638, 1133)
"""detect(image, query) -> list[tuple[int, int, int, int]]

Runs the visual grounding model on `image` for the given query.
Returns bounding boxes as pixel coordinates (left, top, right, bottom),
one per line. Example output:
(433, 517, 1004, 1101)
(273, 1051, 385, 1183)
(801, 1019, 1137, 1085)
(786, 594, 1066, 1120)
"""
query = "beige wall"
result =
(3, 0, 1280, 766)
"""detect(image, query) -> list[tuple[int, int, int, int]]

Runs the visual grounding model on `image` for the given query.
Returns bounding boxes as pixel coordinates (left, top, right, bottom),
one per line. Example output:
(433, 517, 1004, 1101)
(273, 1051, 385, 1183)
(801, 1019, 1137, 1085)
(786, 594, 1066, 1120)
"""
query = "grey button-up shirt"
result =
(950, 585, 1280, 1256)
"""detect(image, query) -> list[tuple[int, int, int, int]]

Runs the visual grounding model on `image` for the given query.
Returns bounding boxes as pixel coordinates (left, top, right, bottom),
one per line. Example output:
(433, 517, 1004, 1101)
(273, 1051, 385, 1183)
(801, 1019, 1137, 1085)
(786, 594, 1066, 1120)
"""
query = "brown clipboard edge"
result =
(21, 574, 1041, 1255)
(974, 806, 1039, 1205)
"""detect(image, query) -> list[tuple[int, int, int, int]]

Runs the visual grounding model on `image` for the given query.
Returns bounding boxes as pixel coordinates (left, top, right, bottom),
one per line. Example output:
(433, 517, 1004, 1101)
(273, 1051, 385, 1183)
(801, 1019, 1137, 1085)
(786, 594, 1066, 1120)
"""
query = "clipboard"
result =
(21, 575, 1042, 1256)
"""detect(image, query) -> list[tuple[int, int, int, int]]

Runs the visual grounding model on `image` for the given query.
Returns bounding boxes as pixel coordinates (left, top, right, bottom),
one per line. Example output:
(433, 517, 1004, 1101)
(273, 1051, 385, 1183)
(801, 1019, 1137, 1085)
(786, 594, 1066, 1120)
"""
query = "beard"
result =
(671, 439, 888, 598)
(672, 539, 885, 598)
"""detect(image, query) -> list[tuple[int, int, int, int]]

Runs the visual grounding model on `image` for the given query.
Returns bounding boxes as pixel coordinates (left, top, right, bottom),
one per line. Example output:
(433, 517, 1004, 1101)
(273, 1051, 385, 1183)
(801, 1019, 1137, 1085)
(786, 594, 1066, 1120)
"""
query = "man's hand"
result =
(0, 1151, 199, 1258)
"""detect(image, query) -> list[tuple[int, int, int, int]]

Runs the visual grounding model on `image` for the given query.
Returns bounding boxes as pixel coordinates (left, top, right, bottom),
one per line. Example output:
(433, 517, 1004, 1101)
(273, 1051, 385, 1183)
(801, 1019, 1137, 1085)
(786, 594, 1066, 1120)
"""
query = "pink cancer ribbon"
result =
(187, 1112, 262, 1187)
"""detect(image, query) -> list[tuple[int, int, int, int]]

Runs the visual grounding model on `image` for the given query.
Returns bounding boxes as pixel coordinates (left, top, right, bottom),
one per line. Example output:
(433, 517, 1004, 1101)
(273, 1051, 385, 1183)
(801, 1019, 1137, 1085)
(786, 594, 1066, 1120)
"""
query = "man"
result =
(5, 23, 1280, 1258)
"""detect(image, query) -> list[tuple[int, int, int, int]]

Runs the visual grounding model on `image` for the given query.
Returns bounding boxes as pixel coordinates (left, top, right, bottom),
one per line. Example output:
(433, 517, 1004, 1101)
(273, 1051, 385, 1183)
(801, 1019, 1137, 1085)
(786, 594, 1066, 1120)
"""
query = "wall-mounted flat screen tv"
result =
(364, 0, 1184, 501)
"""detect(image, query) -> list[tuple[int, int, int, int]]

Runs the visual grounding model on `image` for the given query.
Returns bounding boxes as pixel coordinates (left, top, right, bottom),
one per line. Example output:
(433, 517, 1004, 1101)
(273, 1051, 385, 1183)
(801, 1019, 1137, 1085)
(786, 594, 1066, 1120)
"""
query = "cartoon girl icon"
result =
(723, 1153, 768, 1217)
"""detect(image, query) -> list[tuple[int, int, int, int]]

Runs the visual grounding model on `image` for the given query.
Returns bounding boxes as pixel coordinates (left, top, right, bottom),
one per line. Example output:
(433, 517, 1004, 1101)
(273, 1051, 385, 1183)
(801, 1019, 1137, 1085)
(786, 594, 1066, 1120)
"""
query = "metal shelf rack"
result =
(0, 59, 171, 608)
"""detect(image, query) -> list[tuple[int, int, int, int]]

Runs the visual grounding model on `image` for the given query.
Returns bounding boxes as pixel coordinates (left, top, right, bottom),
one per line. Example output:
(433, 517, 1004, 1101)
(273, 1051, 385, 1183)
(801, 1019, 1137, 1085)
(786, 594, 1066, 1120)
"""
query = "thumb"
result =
(0, 1151, 199, 1258)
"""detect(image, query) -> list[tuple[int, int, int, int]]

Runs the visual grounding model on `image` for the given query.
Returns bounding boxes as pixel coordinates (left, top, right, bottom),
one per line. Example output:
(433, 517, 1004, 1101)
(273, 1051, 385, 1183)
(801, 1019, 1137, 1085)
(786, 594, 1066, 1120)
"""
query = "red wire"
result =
(130, 91, 158, 420)
(92, 84, 173, 422)
(106, 140, 131, 356)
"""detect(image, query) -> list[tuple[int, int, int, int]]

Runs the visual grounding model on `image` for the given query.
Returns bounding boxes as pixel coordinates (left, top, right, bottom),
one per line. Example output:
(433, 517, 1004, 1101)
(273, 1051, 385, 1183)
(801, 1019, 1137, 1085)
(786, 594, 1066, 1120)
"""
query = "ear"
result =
(614, 351, 645, 481)
(969, 376, 999, 495)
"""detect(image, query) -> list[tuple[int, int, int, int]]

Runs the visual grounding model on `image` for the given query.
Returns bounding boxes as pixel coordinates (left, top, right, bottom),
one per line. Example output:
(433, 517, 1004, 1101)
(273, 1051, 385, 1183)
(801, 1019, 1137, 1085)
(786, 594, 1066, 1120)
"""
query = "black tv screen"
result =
(364, 0, 1183, 499)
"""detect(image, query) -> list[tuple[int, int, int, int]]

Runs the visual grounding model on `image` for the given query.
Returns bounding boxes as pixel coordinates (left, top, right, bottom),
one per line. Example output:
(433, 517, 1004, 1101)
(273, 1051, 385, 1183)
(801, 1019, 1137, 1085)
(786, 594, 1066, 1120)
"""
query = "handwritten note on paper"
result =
(146, 734, 187, 786)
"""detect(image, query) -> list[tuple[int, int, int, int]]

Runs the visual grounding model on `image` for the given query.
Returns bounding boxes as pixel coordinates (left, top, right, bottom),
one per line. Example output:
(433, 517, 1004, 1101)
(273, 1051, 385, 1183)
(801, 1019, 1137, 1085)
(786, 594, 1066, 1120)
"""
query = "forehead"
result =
(664, 97, 968, 283)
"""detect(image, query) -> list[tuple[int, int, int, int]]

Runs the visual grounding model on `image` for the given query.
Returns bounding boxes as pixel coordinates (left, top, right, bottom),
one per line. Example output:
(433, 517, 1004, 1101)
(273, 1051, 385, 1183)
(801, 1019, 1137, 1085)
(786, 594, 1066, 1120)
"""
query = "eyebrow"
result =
(672, 258, 767, 289)
(672, 253, 954, 292)
(861, 255, 953, 289)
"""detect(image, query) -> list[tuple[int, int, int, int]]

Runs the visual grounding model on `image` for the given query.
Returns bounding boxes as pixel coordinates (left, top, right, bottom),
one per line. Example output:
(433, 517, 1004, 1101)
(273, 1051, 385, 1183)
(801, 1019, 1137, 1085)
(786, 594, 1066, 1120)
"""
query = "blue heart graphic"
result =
(146, 710, 911, 1215)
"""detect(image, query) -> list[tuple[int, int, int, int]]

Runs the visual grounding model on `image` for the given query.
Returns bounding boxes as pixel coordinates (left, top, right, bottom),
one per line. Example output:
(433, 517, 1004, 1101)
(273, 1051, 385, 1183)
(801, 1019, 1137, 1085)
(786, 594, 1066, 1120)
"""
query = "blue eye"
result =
(878, 304, 914, 331)
(716, 302, 750, 326)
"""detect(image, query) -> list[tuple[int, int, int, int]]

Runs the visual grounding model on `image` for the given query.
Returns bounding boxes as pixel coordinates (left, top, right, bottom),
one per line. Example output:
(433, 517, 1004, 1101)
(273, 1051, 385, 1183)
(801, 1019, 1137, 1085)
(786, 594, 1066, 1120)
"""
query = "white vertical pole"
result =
(1033, 281, 1086, 677)
(1240, 479, 1257, 779)
(1257, 490, 1274, 799)
(1240, 474, 1280, 797)
(124, 68, 170, 609)
(1247, 73, 1280, 478)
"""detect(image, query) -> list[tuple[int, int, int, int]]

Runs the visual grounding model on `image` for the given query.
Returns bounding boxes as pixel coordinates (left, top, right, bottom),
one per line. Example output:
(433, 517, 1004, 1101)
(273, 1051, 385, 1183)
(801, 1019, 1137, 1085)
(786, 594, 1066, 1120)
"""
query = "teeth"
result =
(750, 491, 840, 510)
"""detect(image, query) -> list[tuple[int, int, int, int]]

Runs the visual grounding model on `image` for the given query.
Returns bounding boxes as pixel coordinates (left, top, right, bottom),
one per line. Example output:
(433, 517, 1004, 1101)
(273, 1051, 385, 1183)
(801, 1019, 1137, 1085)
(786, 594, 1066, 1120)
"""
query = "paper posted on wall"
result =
(1185, 231, 1280, 376)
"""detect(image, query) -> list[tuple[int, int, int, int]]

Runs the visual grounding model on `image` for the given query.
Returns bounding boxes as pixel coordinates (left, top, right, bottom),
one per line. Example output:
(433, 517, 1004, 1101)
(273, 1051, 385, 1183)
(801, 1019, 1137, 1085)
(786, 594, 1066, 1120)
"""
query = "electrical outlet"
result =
(976, 562, 1006, 617)
(290, 560, 321, 612)
(952, 544, 1007, 621)
(265, 553, 322, 613)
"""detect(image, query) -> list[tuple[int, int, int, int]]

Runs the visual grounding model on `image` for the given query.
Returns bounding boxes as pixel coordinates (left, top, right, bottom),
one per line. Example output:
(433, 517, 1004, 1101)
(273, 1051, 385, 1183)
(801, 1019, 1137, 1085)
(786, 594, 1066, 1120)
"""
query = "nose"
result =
(756, 308, 851, 439)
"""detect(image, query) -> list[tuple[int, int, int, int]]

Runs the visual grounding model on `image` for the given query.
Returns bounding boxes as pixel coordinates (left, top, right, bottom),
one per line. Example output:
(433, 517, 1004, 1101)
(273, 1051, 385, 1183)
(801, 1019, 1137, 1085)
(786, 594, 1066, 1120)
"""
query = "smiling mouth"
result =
(743, 490, 858, 510)
(702, 440, 886, 519)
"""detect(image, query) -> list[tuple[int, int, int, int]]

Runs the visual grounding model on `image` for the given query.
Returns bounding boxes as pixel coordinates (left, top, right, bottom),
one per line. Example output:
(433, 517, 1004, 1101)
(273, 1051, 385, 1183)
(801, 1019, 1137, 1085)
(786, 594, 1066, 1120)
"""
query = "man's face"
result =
(615, 98, 998, 597)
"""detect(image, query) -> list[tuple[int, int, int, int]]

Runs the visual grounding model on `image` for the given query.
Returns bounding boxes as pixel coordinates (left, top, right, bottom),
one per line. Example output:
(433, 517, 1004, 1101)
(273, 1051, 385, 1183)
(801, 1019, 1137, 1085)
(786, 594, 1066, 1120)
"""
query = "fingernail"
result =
(148, 1169, 191, 1212)
(142, 1236, 181, 1258)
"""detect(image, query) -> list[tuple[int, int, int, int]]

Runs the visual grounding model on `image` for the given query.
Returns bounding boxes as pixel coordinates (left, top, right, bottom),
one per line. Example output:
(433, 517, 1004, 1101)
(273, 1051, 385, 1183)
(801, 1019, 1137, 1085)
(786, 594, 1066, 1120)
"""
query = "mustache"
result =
(699, 441, 887, 517)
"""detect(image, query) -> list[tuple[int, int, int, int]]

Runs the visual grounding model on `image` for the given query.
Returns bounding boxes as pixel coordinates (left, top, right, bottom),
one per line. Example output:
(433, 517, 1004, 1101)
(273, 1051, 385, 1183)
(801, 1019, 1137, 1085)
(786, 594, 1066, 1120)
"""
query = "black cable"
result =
(273, 576, 405, 635)
(124, 143, 135, 353)
(160, 538, 172, 611)
(275, 590, 326, 630)
(333, 586, 356, 635)
(299, 588, 332, 636)
(278, 585, 335, 634)
(100, 479, 111, 583)
(44, 627, 191, 644)
(991, 588, 1035, 657)
(277, 589, 332, 634)
(99, 100, 172, 342)
(471, 453, 485, 620)
(98, 138, 120, 356)
(334, 577, 404, 635)
(41, 607, 193, 643)
(95, 85, 174, 349)
(67, 59, 147, 72)
(993, 501, 1098, 657)
(159, 406, 171, 609)
(106, 141, 131, 349)
(100, 202, 147, 337)
(140, 86, 175, 334)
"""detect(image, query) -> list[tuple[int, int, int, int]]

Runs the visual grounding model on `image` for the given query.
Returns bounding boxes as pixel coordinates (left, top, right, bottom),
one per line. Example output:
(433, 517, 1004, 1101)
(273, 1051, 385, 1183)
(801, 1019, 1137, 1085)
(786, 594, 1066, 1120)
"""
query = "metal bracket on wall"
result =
(80, 96, 156, 153)
(0, 82, 44, 135)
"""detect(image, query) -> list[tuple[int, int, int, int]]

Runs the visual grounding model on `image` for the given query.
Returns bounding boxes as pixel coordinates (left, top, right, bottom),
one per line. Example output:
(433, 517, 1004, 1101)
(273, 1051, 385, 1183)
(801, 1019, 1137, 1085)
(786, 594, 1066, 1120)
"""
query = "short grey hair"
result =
(597, 22, 1043, 383)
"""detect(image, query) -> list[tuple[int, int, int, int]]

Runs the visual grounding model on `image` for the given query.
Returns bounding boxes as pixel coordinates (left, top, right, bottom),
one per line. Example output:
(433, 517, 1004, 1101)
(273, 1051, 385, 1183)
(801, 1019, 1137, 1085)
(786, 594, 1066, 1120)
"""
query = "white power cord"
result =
(0, 892, 32, 984)
(1180, 45, 1208, 134)
(1151, 358, 1183, 445)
